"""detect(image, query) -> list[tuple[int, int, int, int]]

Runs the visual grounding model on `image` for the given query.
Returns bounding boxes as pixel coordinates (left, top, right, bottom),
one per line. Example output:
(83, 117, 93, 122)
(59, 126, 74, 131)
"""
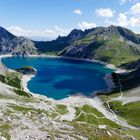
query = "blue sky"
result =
(0, 0, 140, 40)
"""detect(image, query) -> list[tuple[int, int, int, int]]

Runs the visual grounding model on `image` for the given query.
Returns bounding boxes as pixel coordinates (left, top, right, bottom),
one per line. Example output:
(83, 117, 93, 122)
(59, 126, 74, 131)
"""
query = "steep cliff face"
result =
(0, 26, 37, 55)
(12, 36, 37, 56)
(0, 26, 16, 54)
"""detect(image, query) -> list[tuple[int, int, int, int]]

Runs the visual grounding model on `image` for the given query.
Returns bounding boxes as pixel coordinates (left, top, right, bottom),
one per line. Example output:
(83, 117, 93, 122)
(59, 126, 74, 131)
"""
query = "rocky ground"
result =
(0, 62, 140, 140)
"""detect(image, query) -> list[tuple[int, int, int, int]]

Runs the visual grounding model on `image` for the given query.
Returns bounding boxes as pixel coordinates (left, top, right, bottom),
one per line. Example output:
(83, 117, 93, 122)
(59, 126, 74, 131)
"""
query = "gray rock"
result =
(0, 62, 8, 75)
(0, 26, 37, 55)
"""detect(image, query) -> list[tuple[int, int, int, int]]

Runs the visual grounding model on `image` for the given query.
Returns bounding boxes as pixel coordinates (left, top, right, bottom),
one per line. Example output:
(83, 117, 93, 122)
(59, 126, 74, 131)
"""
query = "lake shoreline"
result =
(28, 54, 127, 72)
(21, 74, 35, 93)
(0, 54, 126, 71)
(0, 54, 126, 98)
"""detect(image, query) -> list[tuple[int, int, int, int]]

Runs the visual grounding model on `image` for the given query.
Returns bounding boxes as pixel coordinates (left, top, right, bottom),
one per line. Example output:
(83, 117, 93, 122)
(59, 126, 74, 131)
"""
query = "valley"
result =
(0, 25, 140, 139)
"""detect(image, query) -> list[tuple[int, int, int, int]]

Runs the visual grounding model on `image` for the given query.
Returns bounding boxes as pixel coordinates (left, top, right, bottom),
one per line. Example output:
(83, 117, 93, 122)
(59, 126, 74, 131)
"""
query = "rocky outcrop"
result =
(16, 66, 36, 74)
(0, 62, 8, 75)
(0, 26, 37, 55)
(12, 36, 37, 56)
(61, 44, 92, 58)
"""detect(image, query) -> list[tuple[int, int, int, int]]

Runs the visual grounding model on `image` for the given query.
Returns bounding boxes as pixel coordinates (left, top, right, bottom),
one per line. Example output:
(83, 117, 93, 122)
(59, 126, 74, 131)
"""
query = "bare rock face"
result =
(0, 26, 37, 55)
(12, 36, 37, 56)
(61, 45, 91, 58)
(0, 26, 16, 54)
(0, 62, 8, 75)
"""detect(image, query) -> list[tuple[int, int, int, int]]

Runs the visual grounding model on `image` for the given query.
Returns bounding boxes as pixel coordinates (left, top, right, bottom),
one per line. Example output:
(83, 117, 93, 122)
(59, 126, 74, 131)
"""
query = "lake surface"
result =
(2, 57, 113, 100)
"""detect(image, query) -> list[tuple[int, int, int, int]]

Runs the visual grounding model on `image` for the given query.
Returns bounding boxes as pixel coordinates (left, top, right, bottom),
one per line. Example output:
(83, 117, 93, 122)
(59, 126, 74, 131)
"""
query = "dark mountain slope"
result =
(0, 26, 15, 40)
(120, 58, 140, 70)
(111, 68, 140, 92)
(34, 29, 84, 54)
(117, 26, 140, 44)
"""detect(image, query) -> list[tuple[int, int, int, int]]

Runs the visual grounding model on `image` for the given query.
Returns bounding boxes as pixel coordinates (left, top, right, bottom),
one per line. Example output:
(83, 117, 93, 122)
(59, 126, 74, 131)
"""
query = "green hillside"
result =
(60, 26, 140, 67)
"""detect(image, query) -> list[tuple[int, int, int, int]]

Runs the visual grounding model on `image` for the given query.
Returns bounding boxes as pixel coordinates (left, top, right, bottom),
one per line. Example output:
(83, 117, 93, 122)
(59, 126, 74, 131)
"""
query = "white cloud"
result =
(7, 26, 71, 40)
(105, 13, 129, 27)
(117, 13, 129, 27)
(130, 17, 140, 27)
(106, 12, 140, 28)
(119, 0, 139, 5)
(96, 8, 115, 18)
(78, 21, 96, 30)
(130, 3, 140, 15)
(73, 9, 82, 15)
(7, 26, 39, 37)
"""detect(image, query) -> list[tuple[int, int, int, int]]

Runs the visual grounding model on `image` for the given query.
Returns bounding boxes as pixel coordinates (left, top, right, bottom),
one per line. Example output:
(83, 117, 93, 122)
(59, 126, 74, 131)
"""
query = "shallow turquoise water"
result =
(2, 57, 113, 100)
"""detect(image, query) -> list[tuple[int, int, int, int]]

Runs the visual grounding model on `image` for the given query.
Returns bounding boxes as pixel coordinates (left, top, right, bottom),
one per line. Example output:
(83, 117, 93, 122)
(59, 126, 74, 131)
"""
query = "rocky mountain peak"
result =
(0, 27, 37, 55)
(0, 26, 15, 40)
(67, 29, 84, 41)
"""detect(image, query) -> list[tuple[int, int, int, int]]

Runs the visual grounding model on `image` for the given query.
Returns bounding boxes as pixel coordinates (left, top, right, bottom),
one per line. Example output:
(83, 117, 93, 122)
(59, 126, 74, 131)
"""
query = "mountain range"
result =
(0, 25, 140, 139)
(0, 25, 140, 66)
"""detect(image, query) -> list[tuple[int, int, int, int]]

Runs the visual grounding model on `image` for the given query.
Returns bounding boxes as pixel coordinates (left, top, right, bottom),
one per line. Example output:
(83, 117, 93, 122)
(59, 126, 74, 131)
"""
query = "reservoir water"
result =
(2, 57, 113, 100)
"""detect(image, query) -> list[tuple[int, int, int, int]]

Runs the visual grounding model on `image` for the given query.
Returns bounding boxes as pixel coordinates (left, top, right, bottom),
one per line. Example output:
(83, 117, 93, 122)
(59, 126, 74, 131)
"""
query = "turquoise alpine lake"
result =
(2, 57, 113, 100)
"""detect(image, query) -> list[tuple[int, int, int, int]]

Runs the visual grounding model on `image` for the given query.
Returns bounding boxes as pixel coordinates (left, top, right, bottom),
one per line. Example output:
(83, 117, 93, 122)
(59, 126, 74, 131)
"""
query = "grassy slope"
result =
(64, 32, 140, 67)
(99, 92, 140, 140)
(0, 71, 31, 97)
(74, 105, 120, 128)
(70, 122, 126, 140)
(0, 72, 21, 89)
(93, 36, 140, 66)
(109, 101, 140, 127)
